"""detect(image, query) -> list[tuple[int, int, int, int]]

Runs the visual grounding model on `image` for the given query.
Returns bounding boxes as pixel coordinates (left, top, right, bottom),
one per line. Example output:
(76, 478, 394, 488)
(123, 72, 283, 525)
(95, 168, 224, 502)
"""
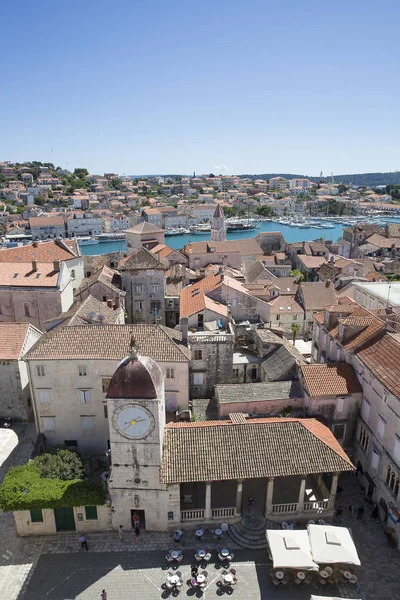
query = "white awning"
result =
(311, 597, 361, 600)
(307, 524, 361, 566)
(266, 529, 319, 570)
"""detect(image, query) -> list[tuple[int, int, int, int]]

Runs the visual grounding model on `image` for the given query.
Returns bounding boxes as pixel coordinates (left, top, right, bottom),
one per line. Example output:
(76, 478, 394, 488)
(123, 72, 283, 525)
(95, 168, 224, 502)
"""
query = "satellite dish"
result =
(97, 314, 105, 322)
(87, 311, 95, 321)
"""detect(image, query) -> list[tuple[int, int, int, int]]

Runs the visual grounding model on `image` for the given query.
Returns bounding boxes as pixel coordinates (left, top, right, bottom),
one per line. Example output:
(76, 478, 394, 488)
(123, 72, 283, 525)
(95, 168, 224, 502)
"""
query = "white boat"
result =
(165, 227, 189, 236)
(76, 236, 99, 246)
(189, 224, 211, 234)
(96, 233, 125, 241)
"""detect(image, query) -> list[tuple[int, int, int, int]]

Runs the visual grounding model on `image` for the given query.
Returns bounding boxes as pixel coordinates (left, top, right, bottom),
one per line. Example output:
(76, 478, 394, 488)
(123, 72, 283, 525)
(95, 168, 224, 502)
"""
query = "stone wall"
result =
(189, 333, 234, 399)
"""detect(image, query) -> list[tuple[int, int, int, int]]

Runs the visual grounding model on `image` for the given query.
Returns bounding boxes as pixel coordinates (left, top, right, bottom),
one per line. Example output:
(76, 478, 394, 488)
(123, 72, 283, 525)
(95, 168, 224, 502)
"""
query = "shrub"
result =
(0, 452, 106, 512)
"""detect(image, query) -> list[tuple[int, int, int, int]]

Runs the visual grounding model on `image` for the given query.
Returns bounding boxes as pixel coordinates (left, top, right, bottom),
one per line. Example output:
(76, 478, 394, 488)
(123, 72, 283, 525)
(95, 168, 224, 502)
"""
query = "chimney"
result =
(329, 255, 334, 264)
(325, 280, 331, 287)
(32, 241, 38, 248)
(114, 294, 120, 309)
(53, 260, 60, 272)
(181, 317, 188, 345)
(31, 259, 37, 272)
(107, 299, 113, 308)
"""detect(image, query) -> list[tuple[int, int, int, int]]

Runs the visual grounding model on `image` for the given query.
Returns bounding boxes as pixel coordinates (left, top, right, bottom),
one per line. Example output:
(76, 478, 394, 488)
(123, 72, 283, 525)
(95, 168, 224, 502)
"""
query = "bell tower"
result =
(211, 204, 226, 242)
(106, 341, 180, 531)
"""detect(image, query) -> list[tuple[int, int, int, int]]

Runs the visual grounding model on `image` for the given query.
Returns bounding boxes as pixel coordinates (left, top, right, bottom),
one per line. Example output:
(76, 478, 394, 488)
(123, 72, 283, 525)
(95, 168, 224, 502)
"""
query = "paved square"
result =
(22, 550, 345, 600)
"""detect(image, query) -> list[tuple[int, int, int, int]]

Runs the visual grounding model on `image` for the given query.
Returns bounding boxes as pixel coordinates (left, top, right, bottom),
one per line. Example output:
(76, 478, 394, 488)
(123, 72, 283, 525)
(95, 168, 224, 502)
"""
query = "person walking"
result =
(335, 505, 343, 524)
(248, 496, 255, 514)
(357, 504, 365, 521)
(100, 590, 107, 600)
(349, 504, 354, 517)
(172, 531, 181, 546)
(134, 524, 140, 544)
(371, 503, 378, 519)
(118, 525, 124, 541)
(79, 534, 88, 551)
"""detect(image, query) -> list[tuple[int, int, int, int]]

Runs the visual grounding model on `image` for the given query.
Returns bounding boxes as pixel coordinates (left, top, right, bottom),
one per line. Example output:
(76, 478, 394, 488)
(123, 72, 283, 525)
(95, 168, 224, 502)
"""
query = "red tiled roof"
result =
(356, 333, 400, 397)
(161, 417, 354, 483)
(0, 323, 31, 359)
(0, 263, 60, 287)
(180, 274, 223, 318)
(0, 240, 77, 263)
(301, 363, 362, 396)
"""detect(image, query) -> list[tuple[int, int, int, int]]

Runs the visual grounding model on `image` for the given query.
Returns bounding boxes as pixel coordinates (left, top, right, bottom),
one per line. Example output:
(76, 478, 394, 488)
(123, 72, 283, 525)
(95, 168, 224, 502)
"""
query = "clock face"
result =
(113, 405, 154, 440)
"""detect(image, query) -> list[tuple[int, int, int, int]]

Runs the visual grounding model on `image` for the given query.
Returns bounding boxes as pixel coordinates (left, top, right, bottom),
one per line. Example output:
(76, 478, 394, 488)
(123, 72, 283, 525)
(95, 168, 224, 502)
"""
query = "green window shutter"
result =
(85, 506, 98, 520)
(30, 509, 43, 523)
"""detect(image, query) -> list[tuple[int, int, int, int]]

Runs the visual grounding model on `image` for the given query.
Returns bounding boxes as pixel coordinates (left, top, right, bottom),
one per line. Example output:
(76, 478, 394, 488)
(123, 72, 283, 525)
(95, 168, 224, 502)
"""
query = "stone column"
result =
(328, 473, 339, 510)
(235, 480, 243, 517)
(298, 477, 307, 513)
(205, 482, 212, 519)
(264, 477, 275, 517)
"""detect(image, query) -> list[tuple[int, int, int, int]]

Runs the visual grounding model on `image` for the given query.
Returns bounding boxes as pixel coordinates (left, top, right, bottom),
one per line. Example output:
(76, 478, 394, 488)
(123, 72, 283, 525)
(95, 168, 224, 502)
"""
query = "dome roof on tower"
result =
(106, 353, 162, 399)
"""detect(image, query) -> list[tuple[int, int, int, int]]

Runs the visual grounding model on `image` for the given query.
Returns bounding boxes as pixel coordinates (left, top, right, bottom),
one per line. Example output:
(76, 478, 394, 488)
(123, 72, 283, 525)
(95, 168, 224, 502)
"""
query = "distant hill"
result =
(238, 172, 400, 187)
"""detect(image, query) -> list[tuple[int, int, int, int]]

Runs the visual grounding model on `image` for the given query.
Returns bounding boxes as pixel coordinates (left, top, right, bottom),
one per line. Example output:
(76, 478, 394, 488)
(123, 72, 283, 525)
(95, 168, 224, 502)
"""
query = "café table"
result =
(220, 548, 230, 558)
(195, 529, 204, 538)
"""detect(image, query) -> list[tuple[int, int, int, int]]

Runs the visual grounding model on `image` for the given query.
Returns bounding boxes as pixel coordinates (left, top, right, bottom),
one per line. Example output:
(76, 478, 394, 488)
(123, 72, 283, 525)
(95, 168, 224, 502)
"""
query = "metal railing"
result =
(304, 500, 329, 512)
(211, 507, 235, 518)
(181, 509, 205, 521)
(272, 503, 298, 514)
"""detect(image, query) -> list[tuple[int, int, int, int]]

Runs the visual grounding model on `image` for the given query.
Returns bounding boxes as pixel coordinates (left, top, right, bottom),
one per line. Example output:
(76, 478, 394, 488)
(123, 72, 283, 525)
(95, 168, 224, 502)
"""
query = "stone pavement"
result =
(21, 550, 344, 600)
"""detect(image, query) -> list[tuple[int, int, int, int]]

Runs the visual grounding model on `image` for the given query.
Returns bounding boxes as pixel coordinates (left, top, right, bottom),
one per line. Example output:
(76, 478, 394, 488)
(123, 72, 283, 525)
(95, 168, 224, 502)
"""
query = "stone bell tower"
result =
(211, 204, 227, 242)
(106, 340, 180, 531)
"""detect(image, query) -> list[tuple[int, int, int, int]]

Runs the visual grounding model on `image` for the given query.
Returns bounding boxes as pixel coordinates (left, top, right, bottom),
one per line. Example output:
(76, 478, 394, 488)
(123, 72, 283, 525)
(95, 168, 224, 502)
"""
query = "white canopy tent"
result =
(266, 530, 319, 570)
(311, 597, 361, 600)
(307, 524, 361, 566)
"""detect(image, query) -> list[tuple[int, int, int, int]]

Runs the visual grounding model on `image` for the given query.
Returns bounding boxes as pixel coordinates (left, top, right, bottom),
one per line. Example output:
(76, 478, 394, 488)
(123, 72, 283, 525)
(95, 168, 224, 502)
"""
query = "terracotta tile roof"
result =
(29, 216, 64, 227)
(25, 324, 190, 362)
(0, 323, 31, 359)
(356, 333, 400, 397)
(324, 304, 386, 350)
(75, 265, 122, 296)
(0, 240, 77, 263)
(298, 281, 337, 311)
(301, 363, 362, 396)
(297, 255, 327, 269)
(268, 295, 304, 315)
(124, 222, 163, 234)
(365, 271, 388, 282)
(52, 295, 123, 327)
(119, 247, 166, 270)
(160, 417, 354, 483)
(0, 262, 60, 287)
(313, 312, 325, 325)
(366, 233, 400, 249)
(180, 274, 223, 318)
(184, 238, 262, 257)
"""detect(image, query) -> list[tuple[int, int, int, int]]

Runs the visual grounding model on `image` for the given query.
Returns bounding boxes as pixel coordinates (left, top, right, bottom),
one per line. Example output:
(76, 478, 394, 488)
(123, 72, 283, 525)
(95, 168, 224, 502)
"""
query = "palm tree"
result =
(291, 323, 301, 346)
(290, 269, 305, 283)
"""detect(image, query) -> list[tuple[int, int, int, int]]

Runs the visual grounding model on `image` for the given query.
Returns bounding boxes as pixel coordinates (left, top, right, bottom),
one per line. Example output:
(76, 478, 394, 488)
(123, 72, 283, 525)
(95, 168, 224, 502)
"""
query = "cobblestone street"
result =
(0, 472, 399, 599)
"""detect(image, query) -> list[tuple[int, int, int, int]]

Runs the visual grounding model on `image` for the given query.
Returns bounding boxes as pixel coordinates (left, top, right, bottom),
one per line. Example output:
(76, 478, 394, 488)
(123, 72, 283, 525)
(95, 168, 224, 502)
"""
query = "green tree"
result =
(223, 206, 238, 218)
(290, 269, 305, 283)
(256, 205, 276, 217)
(290, 323, 301, 346)
(73, 168, 89, 179)
(109, 177, 122, 190)
(35, 449, 83, 480)
(34, 195, 47, 206)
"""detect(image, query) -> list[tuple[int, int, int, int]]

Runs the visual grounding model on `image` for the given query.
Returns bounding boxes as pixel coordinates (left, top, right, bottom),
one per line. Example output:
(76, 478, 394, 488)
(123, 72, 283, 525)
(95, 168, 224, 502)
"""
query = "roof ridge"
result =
(300, 420, 354, 468)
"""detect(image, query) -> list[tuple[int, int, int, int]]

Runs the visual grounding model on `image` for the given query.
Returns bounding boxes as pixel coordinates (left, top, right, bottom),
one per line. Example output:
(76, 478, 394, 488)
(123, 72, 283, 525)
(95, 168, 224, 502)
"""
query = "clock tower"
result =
(106, 345, 180, 531)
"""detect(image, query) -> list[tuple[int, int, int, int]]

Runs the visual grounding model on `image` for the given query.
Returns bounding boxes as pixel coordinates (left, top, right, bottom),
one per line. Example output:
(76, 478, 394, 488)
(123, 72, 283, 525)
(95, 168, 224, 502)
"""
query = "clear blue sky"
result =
(1, 0, 400, 176)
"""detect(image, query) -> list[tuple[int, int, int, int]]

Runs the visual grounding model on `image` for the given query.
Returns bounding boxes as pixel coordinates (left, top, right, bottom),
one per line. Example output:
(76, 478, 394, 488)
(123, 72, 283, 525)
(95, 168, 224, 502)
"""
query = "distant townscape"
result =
(1, 159, 400, 597)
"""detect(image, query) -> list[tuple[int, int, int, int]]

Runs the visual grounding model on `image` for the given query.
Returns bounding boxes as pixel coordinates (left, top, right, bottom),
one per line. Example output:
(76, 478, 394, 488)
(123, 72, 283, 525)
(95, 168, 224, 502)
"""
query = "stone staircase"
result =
(228, 514, 279, 550)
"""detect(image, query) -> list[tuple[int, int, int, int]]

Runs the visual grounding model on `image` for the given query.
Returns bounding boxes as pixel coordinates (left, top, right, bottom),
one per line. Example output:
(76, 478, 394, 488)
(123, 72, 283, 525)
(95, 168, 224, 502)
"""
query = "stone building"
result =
(187, 327, 234, 399)
(0, 240, 84, 331)
(119, 247, 167, 325)
(0, 323, 42, 420)
(24, 324, 191, 454)
(255, 231, 285, 253)
(29, 216, 66, 240)
(74, 265, 125, 310)
(299, 363, 362, 447)
(124, 222, 165, 250)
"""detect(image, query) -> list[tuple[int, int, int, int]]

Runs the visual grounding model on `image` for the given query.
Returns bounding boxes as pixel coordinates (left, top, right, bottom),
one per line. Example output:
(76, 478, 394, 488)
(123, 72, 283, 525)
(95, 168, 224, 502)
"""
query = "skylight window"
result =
(13, 273, 19, 278)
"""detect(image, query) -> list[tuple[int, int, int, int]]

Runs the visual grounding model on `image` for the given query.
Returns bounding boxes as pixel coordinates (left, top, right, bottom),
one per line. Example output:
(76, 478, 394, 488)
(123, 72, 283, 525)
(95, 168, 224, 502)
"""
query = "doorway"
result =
(130, 509, 146, 530)
(54, 507, 76, 532)
(242, 479, 267, 516)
